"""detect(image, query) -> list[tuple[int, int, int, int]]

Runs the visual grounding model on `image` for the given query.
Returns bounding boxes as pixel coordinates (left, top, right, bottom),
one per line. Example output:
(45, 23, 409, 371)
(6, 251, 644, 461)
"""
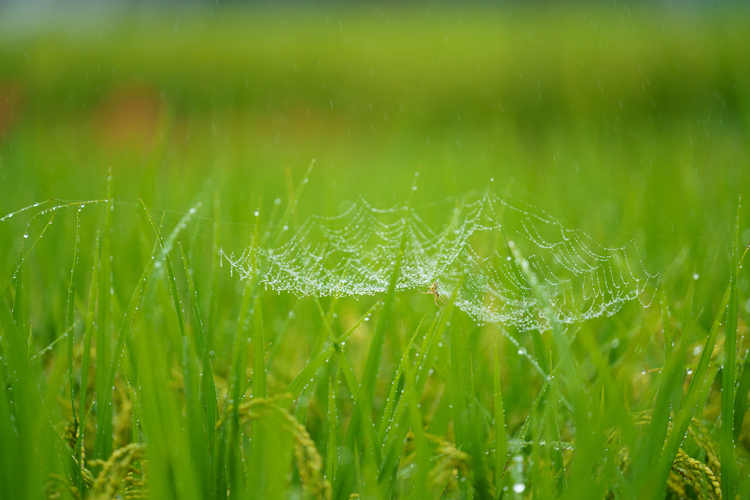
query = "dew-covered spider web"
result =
(222, 188, 657, 332)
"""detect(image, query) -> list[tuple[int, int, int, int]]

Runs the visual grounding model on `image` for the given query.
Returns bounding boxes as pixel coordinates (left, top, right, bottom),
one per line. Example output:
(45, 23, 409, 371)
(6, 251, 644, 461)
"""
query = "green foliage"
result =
(1, 4, 750, 500)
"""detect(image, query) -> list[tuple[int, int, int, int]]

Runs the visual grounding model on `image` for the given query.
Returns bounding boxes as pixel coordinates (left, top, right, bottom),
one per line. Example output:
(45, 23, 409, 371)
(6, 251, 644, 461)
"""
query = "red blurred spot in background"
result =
(92, 83, 162, 153)
(0, 81, 25, 140)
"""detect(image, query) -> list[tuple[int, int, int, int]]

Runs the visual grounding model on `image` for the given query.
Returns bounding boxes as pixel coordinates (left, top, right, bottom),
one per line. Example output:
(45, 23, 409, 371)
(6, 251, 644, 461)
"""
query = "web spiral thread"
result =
(222, 189, 657, 332)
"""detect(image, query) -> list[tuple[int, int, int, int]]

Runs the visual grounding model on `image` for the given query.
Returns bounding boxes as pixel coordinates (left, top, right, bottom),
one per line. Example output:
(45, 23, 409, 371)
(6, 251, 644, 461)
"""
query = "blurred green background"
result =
(1, 1, 749, 334)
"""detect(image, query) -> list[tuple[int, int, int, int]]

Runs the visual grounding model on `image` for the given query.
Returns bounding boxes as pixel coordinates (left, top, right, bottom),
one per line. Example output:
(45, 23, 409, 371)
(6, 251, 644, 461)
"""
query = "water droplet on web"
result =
(693, 273, 699, 280)
(220, 190, 655, 333)
(513, 483, 526, 493)
(23, 234, 28, 239)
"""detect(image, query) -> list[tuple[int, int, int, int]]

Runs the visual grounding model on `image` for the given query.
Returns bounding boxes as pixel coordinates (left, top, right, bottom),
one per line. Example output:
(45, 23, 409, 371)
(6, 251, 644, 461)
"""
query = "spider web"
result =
(222, 189, 657, 332)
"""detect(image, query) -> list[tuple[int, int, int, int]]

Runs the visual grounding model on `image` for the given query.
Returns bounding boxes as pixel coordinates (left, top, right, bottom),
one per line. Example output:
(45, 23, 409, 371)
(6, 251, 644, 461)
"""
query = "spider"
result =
(420, 281, 447, 307)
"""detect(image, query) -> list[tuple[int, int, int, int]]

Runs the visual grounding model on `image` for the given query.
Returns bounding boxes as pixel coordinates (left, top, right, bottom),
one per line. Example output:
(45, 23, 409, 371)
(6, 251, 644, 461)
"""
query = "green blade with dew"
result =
(65, 210, 81, 488)
(248, 294, 267, 497)
(333, 214, 408, 500)
(314, 298, 382, 468)
(498, 377, 550, 496)
(225, 160, 315, 497)
(0, 273, 55, 497)
(179, 239, 218, 500)
(449, 301, 491, 500)
(734, 242, 750, 438)
(208, 189, 221, 354)
(100, 248, 152, 441)
(285, 299, 381, 400)
(377, 317, 426, 494)
(649, 222, 748, 499)
(179, 240, 219, 445)
(635, 283, 694, 497)
(721, 197, 741, 500)
(494, 339, 508, 497)
(507, 237, 605, 498)
(377, 313, 426, 448)
(74, 232, 99, 494)
(140, 198, 206, 498)
(136, 202, 204, 500)
(94, 168, 114, 462)
(138, 197, 198, 343)
(403, 360, 431, 500)
(379, 286, 459, 495)
(326, 367, 341, 488)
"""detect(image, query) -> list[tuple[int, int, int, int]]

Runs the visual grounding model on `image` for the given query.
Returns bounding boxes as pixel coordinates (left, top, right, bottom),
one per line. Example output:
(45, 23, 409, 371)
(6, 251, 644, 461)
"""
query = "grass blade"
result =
(139, 197, 200, 342)
(721, 197, 741, 500)
(733, 244, 750, 438)
(314, 298, 382, 468)
(94, 168, 114, 461)
(377, 314, 425, 447)
(334, 215, 408, 500)
(208, 189, 221, 352)
(75, 232, 100, 494)
(494, 339, 508, 496)
(65, 211, 81, 455)
(285, 300, 380, 400)
(508, 236, 603, 498)
(449, 306, 491, 499)
(179, 240, 219, 445)
(326, 367, 341, 488)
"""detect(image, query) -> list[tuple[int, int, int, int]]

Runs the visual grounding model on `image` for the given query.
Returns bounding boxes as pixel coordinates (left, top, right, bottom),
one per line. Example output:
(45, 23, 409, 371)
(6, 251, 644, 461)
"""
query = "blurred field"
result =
(1, 3, 749, 500)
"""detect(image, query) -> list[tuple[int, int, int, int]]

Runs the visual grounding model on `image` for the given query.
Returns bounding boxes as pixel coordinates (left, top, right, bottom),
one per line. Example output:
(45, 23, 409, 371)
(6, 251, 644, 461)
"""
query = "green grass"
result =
(1, 3, 750, 500)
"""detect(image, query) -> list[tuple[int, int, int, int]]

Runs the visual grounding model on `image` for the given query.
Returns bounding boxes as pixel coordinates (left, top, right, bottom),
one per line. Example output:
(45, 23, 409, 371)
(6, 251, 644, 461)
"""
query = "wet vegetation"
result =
(1, 4, 750, 499)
